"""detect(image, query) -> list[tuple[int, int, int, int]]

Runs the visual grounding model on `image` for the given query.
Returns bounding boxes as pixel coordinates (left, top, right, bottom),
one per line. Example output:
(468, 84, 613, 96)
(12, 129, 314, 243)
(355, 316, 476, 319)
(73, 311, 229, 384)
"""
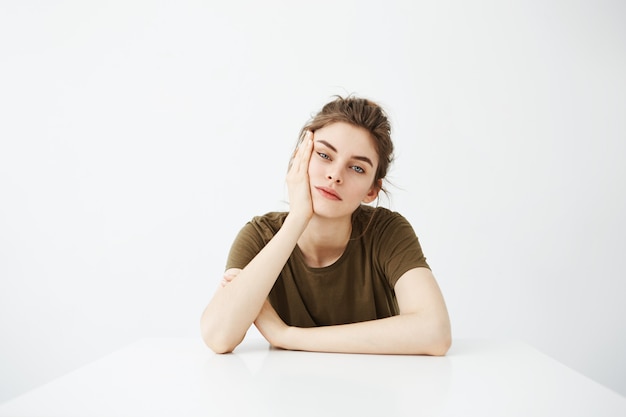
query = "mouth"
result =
(315, 186, 342, 201)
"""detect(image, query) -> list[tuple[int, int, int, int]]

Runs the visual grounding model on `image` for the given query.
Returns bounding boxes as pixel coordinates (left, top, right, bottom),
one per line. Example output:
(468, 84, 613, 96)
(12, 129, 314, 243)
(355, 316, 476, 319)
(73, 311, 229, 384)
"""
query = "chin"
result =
(312, 201, 354, 220)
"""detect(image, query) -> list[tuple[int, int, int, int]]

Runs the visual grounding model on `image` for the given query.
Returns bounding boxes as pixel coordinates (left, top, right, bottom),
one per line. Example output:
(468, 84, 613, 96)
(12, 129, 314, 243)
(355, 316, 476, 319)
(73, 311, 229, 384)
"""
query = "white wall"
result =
(1, 0, 625, 402)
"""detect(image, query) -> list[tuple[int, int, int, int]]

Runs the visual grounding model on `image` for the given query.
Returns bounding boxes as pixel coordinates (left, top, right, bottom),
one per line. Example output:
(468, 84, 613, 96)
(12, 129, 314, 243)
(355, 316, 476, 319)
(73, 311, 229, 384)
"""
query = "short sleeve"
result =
(225, 213, 284, 271)
(374, 211, 430, 288)
(226, 223, 263, 271)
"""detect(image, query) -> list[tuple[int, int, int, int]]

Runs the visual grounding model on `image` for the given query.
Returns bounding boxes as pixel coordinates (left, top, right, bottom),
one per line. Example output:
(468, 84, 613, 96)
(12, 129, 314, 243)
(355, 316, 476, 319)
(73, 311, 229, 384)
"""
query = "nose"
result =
(327, 173, 342, 184)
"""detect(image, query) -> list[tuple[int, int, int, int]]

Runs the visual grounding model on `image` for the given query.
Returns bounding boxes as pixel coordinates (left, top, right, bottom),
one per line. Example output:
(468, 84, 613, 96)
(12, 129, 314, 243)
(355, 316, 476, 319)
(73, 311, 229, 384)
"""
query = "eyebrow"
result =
(316, 140, 374, 167)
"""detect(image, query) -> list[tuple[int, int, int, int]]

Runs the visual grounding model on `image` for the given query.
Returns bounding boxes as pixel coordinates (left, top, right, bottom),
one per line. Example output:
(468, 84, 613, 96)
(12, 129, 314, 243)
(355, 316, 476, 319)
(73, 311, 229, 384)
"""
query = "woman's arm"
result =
(254, 267, 452, 355)
(200, 133, 314, 354)
(200, 215, 308, 353)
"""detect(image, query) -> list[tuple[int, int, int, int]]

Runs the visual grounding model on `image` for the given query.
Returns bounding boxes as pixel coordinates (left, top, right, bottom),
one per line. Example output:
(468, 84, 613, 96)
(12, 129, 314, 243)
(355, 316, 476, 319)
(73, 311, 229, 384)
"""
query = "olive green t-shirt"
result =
(226, 205, 430, 328)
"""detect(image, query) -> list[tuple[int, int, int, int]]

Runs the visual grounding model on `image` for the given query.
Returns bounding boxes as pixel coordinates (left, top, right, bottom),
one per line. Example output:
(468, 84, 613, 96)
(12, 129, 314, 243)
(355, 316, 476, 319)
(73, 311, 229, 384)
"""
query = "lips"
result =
(315, 186, 342, 201)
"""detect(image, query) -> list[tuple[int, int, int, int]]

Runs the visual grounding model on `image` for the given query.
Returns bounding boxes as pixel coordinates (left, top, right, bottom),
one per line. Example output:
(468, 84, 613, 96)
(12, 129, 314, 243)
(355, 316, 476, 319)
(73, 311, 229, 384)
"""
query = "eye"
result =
(317, 152, 330, 160)
(351, 165, 365, 174)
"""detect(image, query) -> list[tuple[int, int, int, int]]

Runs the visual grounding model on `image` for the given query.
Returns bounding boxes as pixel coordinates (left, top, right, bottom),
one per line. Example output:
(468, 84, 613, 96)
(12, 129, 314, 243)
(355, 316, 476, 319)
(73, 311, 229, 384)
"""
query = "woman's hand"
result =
(220, 268, 242, 287)
(254, 299, 291, 349)
(286, 131, 314, 223)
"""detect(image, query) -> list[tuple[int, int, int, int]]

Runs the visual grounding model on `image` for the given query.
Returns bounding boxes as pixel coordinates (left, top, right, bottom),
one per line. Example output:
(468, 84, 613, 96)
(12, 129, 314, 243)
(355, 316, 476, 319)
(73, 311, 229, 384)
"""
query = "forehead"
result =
(315, 122, 379, 161)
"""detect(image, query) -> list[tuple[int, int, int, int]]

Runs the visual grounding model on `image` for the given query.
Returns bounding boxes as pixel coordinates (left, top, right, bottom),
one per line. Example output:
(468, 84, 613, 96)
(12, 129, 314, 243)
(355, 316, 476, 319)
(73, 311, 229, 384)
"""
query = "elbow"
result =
(200, 314, 242, 354)
(205, 338, 237, 355)
(428, 321, 452, 356)
(201, 329, 242, 354)
(428, 331, 452, 356)
(413, 317, 451, 356)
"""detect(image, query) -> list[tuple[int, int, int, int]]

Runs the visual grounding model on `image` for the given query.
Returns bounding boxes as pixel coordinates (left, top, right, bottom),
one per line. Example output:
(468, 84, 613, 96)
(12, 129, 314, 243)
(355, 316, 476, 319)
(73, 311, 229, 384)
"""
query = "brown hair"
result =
(296, 95, 394, 192)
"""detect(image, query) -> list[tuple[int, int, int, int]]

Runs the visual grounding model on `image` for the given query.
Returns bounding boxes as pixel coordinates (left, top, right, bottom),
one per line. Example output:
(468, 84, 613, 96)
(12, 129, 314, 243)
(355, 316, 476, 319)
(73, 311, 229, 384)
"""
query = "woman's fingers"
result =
(285, 130, 314, 222)
(220, 268, 242, 287)
(300, 131, 313, 163)
(291, 131, 313, 173)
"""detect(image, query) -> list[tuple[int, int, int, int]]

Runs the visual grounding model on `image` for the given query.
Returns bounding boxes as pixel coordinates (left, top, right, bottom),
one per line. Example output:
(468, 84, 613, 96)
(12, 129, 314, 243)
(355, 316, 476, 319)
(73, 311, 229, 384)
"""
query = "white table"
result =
(1, 337, 624, 416)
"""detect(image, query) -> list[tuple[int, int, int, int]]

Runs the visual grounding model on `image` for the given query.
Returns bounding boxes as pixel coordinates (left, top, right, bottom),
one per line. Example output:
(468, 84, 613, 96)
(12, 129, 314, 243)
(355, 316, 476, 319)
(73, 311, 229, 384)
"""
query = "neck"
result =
(297, 214, 353, 268)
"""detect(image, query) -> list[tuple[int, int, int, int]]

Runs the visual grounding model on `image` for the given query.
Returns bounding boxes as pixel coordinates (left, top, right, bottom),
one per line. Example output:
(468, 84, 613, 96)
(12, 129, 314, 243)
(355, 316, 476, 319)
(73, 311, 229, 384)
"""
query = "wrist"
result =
(283, 211, 311, 233)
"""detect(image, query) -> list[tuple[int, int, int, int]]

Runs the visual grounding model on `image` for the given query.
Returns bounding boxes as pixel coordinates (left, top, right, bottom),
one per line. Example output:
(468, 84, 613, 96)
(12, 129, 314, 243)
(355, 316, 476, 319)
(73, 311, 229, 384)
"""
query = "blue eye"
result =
(352, 166, 365, 174)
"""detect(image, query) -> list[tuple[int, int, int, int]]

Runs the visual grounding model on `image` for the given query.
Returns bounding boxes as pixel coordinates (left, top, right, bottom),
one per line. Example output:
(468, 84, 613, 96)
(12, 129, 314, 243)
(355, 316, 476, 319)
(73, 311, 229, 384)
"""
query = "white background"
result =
(1, 0, 624, 403)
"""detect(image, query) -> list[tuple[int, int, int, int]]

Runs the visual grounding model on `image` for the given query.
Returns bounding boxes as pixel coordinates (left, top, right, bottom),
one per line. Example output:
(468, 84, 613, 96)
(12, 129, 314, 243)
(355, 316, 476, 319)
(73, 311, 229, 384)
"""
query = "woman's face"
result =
(308, 122, 380, 219)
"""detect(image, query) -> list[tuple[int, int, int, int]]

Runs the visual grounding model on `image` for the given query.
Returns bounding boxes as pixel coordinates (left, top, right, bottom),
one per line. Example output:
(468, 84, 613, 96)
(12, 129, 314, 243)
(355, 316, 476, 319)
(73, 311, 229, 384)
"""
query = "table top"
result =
(1, 337, 624, 417)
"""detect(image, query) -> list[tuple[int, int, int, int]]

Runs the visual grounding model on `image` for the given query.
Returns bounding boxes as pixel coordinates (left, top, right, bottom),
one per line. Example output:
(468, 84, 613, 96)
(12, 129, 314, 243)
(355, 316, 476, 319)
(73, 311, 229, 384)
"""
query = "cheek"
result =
(307, 158, 322, 177)
(353, 177, 377, 197)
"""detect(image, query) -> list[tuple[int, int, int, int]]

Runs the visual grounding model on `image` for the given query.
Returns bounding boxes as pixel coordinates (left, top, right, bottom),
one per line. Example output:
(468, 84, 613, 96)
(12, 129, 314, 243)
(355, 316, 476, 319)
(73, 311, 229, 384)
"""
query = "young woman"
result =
(201, 96, 451, 355)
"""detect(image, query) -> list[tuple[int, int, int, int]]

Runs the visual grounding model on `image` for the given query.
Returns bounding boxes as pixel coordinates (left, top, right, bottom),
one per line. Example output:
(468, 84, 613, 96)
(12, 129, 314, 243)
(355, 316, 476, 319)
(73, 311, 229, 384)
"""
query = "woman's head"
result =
(298, 96, 394, 189)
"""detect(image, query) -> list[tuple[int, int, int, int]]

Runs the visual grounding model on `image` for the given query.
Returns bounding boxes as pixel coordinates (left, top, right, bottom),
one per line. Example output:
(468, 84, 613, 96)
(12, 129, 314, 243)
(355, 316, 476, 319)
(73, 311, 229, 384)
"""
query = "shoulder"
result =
(353, 206, 430, 279)
(243, 212, 289, 240)
(227, 212, 288, 269)
(249, 211, 289, 229)
(353, 205, 414, 234)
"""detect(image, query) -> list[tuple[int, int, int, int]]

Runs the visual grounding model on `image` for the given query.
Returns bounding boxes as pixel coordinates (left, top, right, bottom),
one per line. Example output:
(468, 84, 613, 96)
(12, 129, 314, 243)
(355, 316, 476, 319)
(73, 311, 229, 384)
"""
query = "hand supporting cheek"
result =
(286, 130, 314, 223)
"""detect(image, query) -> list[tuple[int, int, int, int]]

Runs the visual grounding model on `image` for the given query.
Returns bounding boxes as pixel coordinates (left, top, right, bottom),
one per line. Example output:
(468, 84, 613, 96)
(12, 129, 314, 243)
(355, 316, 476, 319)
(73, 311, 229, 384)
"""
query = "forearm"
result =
(201, 214, 308, 353)
(280, 313, 451, 356)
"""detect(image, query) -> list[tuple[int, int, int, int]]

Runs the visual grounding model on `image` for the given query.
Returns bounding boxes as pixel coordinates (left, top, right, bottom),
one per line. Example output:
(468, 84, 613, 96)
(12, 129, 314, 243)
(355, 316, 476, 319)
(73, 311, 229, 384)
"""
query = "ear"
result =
(362, 179, 382, 203)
